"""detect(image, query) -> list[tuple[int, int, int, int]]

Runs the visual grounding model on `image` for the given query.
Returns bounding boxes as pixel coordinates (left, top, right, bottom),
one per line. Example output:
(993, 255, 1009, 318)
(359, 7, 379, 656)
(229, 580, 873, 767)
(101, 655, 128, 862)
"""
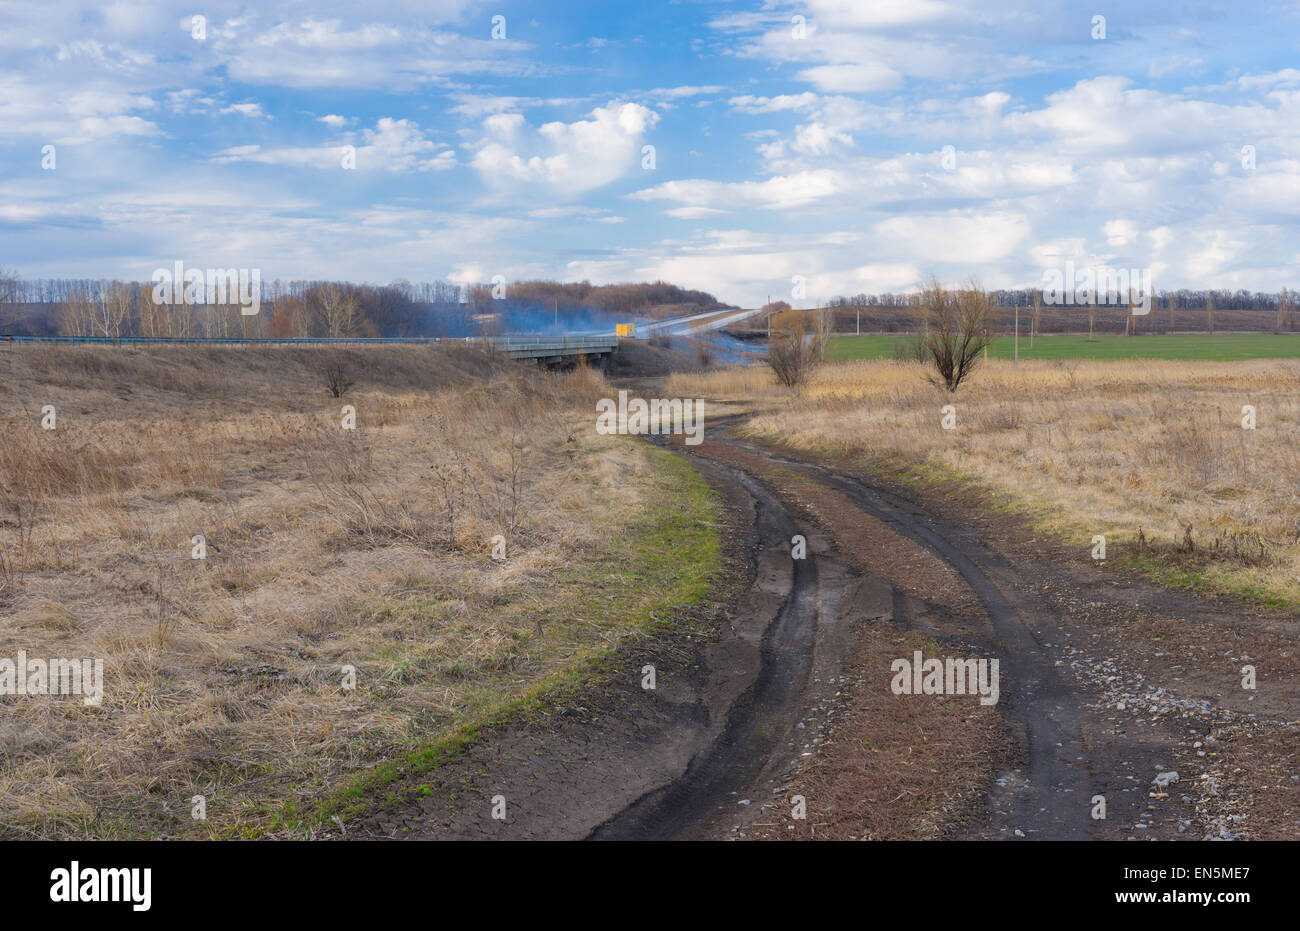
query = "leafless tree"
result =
(811, 307, 833, 361)
(0, 267, 20, 303)
(913, 277, 994, 392)
(57, 286, 96, 336)
(323, 351, 355, 398)
(691, 329, 717, 365)
(318, 283, 361, 338)
(1030, 289, 1041, 348)
(94, 281, 134, 339)
(765, 309, 821, 387)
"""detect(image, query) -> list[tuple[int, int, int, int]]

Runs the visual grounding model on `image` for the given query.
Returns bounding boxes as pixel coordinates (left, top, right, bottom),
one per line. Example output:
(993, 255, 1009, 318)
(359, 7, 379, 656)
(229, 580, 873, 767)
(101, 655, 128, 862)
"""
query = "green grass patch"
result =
(828, 332, 1300, 363)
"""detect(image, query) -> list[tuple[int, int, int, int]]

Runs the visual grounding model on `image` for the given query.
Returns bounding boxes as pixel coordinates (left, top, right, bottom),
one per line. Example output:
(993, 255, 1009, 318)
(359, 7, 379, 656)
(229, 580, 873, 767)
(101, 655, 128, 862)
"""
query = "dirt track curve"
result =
(354, 413, 1300, 841)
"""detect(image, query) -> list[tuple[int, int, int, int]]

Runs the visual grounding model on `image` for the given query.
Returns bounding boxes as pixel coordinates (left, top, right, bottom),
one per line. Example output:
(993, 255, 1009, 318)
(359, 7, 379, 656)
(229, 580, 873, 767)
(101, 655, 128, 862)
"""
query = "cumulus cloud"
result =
(469, 101, 658, 197)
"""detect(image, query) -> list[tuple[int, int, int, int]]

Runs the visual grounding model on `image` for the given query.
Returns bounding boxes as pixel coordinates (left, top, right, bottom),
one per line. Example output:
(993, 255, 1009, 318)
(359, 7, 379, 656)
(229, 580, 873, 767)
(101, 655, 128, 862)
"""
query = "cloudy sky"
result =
(1, 0, 1297, 306)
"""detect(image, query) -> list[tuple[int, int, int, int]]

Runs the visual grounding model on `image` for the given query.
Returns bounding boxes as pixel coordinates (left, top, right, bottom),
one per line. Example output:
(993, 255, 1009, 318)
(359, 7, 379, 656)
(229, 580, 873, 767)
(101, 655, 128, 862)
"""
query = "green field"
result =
(827, 332, 1300, 363)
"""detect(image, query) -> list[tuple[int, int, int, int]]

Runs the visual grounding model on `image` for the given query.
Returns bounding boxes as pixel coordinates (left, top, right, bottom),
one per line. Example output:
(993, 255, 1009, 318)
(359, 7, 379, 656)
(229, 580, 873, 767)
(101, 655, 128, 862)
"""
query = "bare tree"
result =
(0, 267, 20, 303)
(811, 307, 833, 361)
(94, 281, 134, 339)
(913, 277, 994, 392)
(1030, 289, 1041, 348)
(57, 286, 96, 336)
(761, 299, 792, 339)
(691, 329, 717, 365)
(1206, 292, 1215, 334)
(317, 283, 361, 338)
(323, 351, 355, 398)
(765, 309, 821, 387)
(1276, 288, 1289, 335)
(0, 267, 20, 334)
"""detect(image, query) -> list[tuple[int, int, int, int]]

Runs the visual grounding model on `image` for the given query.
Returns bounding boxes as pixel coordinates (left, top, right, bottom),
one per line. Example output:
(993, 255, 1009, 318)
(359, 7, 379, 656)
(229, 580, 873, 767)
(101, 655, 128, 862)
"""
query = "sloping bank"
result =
(269, 446, 721, 838)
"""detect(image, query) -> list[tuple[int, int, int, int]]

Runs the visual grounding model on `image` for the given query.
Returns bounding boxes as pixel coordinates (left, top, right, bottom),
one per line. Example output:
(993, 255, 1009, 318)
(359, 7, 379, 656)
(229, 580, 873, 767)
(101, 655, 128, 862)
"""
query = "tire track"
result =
(710, 433, 1094, 839)
(589, 461, 827, 839)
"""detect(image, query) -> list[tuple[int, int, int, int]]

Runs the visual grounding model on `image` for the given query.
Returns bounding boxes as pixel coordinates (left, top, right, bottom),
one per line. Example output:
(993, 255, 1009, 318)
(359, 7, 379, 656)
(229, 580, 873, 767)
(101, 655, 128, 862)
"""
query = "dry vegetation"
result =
(669, 357, 1300, 606)
(0, 343, 717, 838)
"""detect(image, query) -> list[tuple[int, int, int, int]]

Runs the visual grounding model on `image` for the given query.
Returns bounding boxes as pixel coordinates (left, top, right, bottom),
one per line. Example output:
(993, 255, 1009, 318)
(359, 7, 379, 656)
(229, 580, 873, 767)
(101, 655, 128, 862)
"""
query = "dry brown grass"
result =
(0, 344, 685, 838)
(670, 357, 1300, 604)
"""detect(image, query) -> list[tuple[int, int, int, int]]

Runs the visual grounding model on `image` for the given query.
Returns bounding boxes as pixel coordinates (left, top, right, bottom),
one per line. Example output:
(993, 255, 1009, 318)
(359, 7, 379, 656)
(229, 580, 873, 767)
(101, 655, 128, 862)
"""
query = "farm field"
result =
(828, 332, 1300, 363)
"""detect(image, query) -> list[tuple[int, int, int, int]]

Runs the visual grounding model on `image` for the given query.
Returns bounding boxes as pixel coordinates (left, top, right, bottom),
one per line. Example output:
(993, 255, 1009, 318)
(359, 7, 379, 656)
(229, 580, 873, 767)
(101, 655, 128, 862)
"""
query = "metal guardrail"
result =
(2, 335, 443, 345)
(1, 334, 618, 357)
(483, 336, 618, 350)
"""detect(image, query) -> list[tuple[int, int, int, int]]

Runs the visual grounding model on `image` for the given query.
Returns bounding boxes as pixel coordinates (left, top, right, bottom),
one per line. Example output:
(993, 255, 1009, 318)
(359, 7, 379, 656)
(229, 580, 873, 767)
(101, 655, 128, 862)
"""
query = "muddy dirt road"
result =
(356, 415, 1300, 841)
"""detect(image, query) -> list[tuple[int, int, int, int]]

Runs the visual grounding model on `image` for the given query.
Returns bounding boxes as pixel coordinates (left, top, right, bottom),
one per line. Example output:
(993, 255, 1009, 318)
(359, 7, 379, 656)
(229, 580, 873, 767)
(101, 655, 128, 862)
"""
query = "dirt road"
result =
(355, 415, 1300, 841)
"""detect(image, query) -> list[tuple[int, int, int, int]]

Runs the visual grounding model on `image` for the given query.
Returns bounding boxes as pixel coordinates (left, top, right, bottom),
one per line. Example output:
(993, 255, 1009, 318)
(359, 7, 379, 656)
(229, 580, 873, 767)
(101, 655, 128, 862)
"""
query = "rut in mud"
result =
(355, 415, 1300, 841)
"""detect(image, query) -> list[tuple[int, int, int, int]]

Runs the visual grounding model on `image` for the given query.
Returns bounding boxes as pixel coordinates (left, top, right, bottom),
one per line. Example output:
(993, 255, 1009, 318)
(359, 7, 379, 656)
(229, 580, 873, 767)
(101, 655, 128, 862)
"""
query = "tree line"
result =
(827, 287, 1295, 312)
(0, 269, 723, 338)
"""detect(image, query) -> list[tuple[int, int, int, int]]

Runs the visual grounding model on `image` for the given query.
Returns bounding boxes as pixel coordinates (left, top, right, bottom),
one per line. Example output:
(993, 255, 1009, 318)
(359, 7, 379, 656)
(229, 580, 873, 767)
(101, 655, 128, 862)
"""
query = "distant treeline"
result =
(0, 269, 724, 338)
(827, 287, 1294, 311)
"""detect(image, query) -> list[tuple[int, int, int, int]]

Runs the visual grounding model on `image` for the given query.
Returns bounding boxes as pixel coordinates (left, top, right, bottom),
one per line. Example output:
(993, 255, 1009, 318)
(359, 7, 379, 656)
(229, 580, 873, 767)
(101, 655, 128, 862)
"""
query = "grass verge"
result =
(266, 445, 721, 837)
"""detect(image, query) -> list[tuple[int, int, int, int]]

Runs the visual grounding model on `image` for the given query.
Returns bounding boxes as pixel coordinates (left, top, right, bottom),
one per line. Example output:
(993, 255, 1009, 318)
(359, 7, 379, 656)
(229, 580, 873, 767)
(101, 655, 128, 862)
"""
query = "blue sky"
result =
(1, 0, 1299, 306)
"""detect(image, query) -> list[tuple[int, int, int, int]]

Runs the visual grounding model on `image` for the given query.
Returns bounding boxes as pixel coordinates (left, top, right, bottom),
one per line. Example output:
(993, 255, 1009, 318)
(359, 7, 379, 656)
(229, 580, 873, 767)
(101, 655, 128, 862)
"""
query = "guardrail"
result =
(1, 335, 444, 345)
(1, 334, 619, 358)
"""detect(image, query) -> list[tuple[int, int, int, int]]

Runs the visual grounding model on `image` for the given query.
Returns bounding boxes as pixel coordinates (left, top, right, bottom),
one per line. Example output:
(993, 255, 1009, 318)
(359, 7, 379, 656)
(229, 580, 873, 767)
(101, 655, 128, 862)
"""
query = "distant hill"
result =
(506, 280, 729, 319)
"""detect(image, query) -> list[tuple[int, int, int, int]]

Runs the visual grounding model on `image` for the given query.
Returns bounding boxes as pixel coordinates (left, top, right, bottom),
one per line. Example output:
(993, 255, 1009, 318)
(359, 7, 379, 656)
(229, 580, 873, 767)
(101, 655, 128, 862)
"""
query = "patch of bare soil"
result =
(675, 433, 1007, 839)
(737, 435, 1300, 841)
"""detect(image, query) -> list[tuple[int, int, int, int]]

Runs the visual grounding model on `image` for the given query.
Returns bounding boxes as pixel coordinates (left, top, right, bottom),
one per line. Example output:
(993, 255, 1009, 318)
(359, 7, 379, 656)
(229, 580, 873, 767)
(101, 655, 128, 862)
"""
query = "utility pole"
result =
(1014, 303, 1019, 363)
(554, 296, 558, 331)
(856, 305, 860, 335)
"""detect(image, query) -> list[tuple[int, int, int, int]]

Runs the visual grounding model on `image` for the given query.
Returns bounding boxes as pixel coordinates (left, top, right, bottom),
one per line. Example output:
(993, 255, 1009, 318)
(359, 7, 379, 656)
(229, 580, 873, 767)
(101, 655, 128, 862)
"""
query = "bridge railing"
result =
(2, 334, 617, 352)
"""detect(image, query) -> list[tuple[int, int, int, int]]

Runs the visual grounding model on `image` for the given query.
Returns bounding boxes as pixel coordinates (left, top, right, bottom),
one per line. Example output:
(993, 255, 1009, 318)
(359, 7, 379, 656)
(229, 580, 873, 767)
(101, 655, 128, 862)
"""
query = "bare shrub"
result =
(323, 351, 355, 398)
(913, 277, 994, 392)
(692, 330, 717, 366)
(0, 497, 36, 600)
(766, 309, 823, 388)
(649, 329, 674, 349)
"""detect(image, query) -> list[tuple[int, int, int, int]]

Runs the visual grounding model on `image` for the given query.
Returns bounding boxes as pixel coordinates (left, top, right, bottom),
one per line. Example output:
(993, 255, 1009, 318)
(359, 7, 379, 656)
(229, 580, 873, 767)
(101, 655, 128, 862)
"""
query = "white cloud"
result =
(214, 18, 528, 89)
(873, 212, 1030, 265)
(795, 63, 903, 94)
(666, 207, 729, 219)
(221, 102, 267, 118)
(631, 170, 841, 211)
(469, 102, 658, 198)
(213, 118, 455, 172)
